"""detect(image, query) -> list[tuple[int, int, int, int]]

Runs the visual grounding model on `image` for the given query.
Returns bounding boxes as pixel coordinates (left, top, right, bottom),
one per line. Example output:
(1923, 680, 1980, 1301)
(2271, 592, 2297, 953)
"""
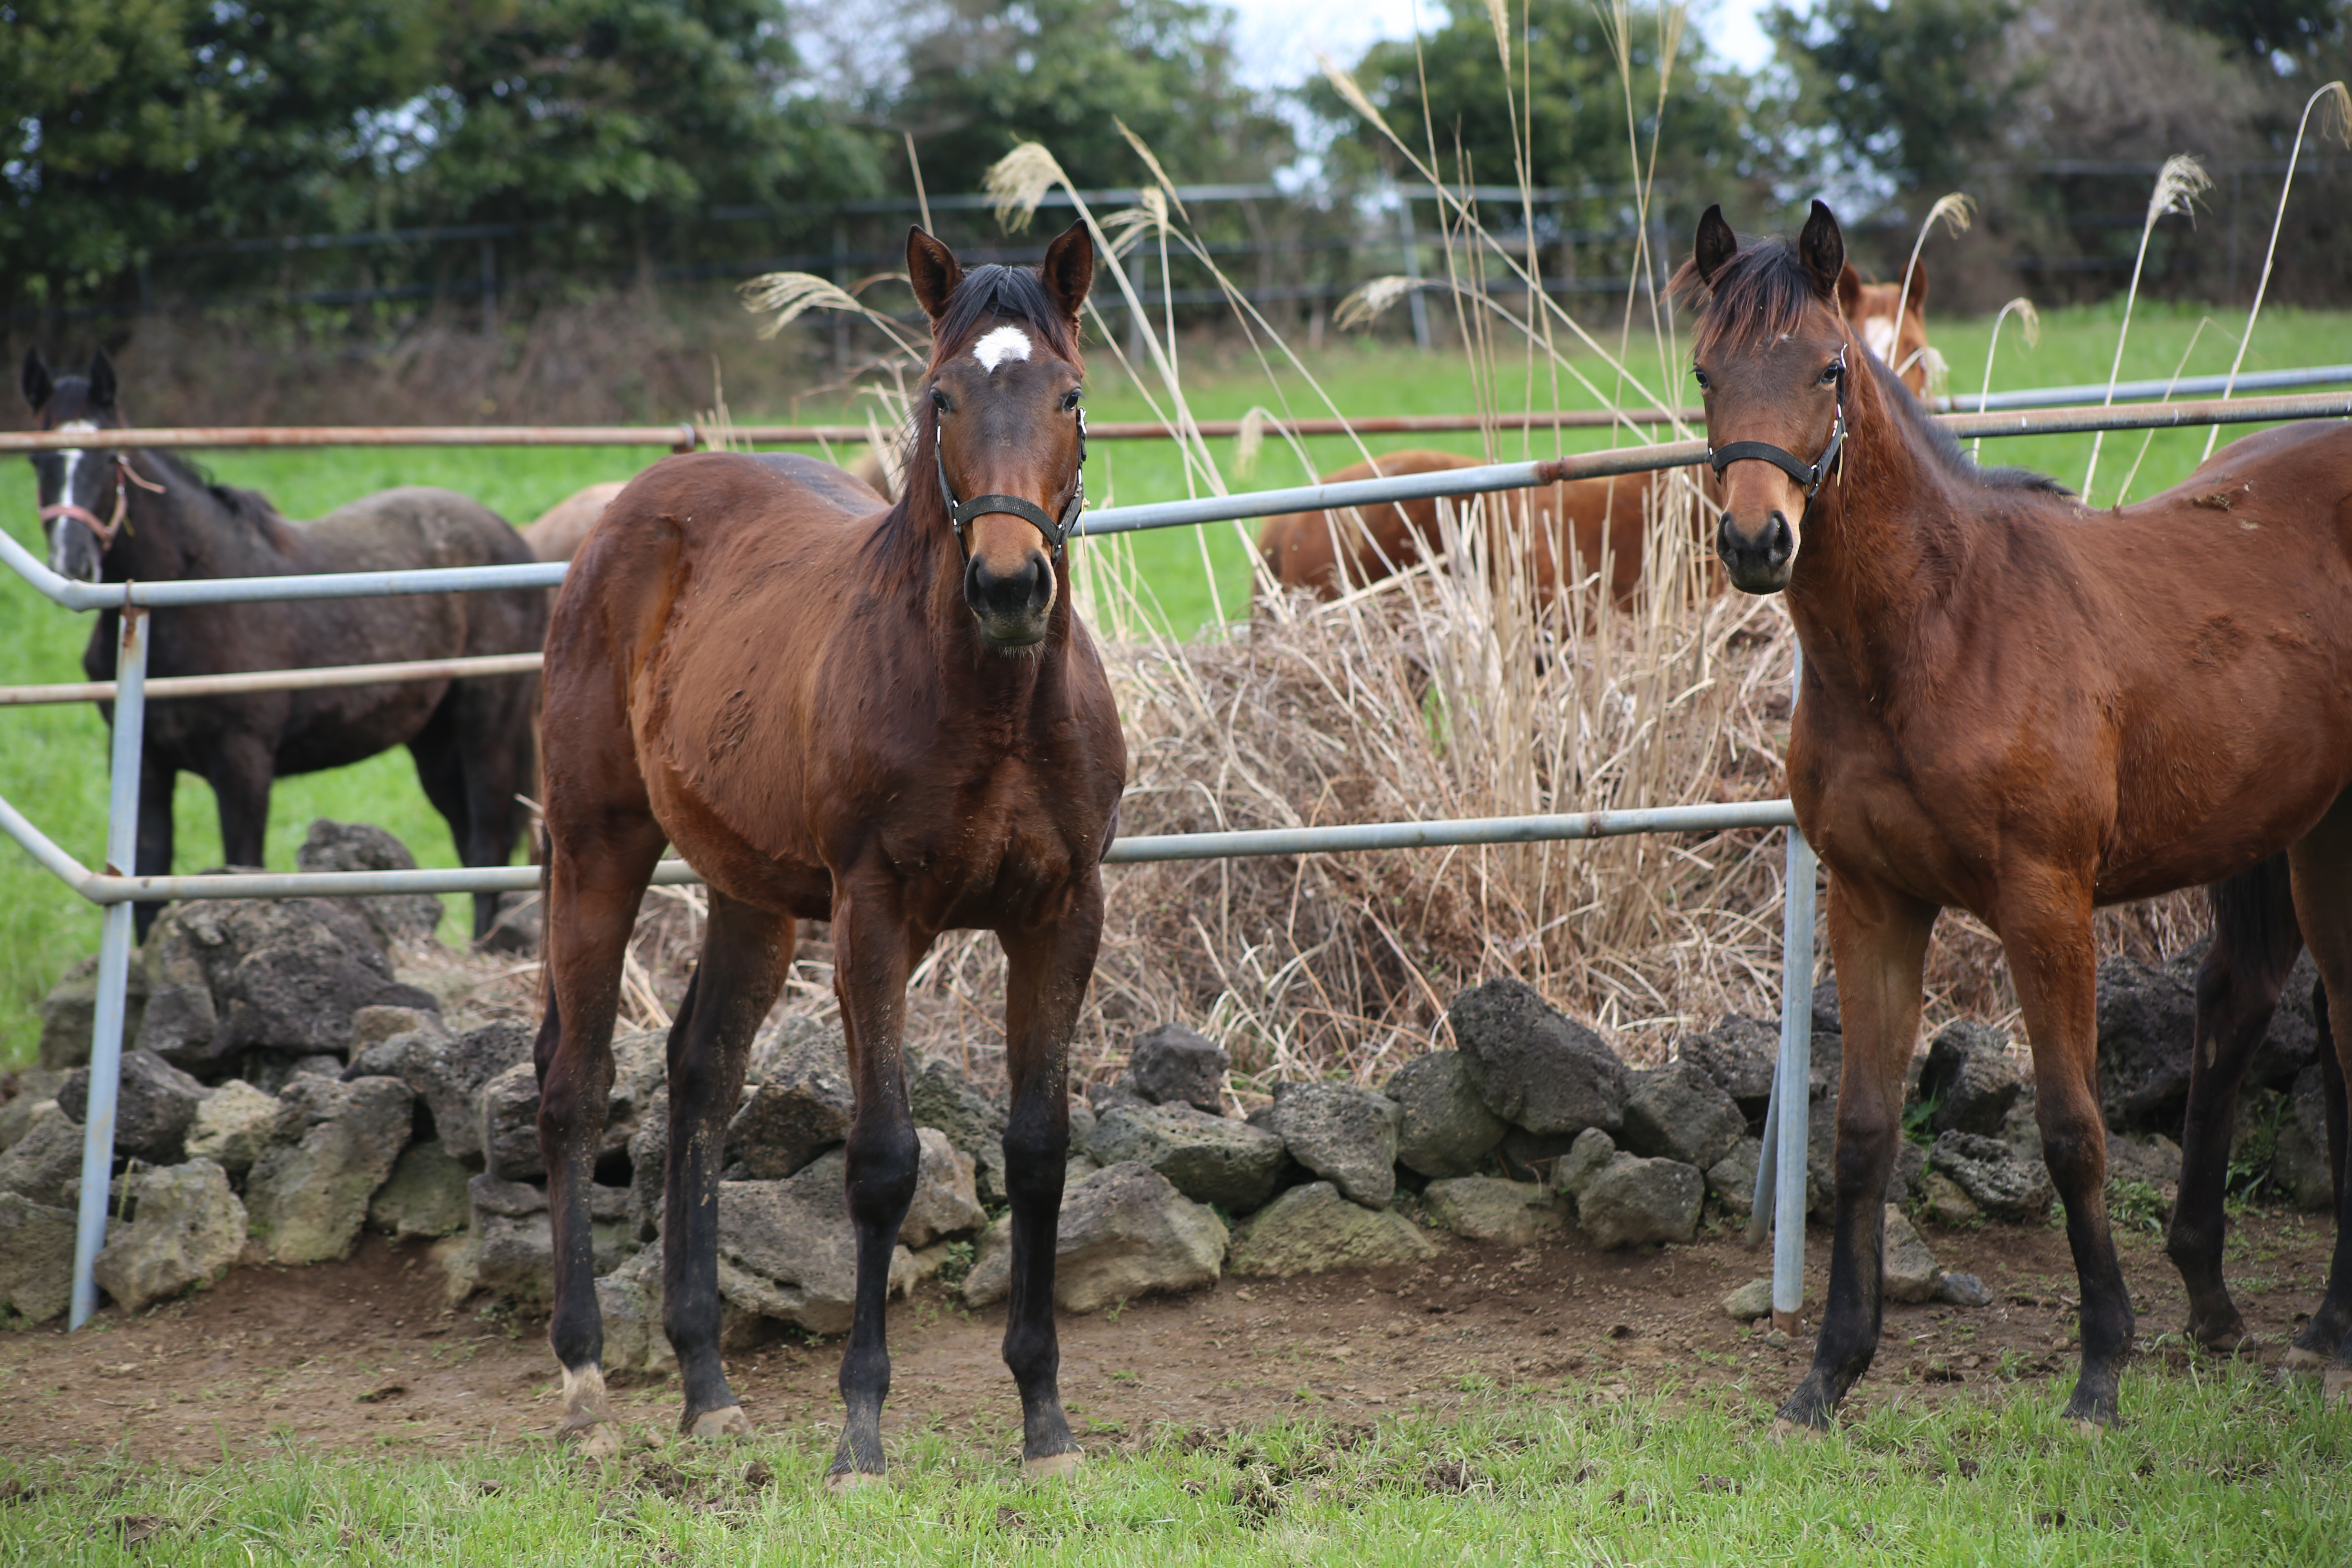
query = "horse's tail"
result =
(532, 830, 559, 1076)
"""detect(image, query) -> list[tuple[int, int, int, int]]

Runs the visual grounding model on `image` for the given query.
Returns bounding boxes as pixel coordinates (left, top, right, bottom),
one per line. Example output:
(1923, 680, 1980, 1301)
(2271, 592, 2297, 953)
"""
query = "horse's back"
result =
(308, 485, 537, 570)
(523, 481, 629, 562)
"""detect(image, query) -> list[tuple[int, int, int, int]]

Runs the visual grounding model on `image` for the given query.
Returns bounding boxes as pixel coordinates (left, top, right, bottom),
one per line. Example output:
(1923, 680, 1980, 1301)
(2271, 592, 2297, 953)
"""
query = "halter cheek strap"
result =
(1707, 347, 1848, 501)
(934, 405, 1088, 562)
(38, 452, 165, 548)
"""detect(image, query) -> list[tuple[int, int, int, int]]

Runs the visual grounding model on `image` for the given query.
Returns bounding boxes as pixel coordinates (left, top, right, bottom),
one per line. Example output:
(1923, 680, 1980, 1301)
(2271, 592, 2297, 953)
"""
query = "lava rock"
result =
(0, 1102, 84, 1209)
(1918, 1021, 2024, 1138)
(350, 1004, 439, 1056)
(2105, 1130, 2183, 1206)
(2271, 1065, 2335, 1212)
(93, 1158, 247, 1312)
(1127, 1023, 1229, 1114)
(0, 1193, 76, 1323)
(1448, 977, 1630, 1138)
(1721, 1277, 1773, 1322)
(961, 1161, 1230, 1310)
(715, 1149, 911, 1330)
(1705, 1136, 1764, 1218)
(902, 1127, 987, 1249)
(1889, 1139, 1928, 1211)
(459, 1173, 630, 1307)
(909, 1056, 1009, 1206)
(352, 1019, 529, 1168)
(59, 1049, 210, 1164)
(476, 1062, 545, 1181)
(243, 1075, 413, 1263)
(37, 953, 148, 1072)
(369, 1140, 472, 1240)
(1225, 1180, 1436, 1278)
(134, 896, 438, 1073)
(1554, 1127, 1619, 1202)
(1937, 1271, 1992, 1307)
(1421, 1176, 1563, 1246)
(1574, 1153, 1703, 1249)
(183, 1079, 287, 1178)
(1385, 1051, 1507, 1179)
(1881, 1203, 1940, 1303)
(1918, 1170, 1980, 1227)
(0, 1075, 65, 1154)
(297, 819, 446, 950)
(727, 1060, 854, 1181)
(1496, 1126, 1580, 1185)
(1085, 1100, 1288, 1212)
(628, 1091, 667, 1243)
(1262, 1081, 1401, 1208)
(1621, 1061, 1746, 1171)
(1929, 1130, 2054, 1221)
(1812, 970, 1842, 1035)
(1679, 1015, 1780, 1123)
(592, 1247, 679, 1376)
(479, 890, 543, 957)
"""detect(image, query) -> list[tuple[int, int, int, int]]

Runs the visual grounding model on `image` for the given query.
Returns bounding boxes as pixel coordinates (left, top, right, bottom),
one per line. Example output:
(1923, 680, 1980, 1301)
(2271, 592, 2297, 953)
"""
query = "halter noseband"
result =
(933, 404, 1087, 562)
(38, 451, 165, 548)
(1706, 345, 1848, 501)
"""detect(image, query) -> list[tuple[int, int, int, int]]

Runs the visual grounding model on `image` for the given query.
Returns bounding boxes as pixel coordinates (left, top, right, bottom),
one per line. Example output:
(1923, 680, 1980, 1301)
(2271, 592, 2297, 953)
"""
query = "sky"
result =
(1226, 0, 1781, 91)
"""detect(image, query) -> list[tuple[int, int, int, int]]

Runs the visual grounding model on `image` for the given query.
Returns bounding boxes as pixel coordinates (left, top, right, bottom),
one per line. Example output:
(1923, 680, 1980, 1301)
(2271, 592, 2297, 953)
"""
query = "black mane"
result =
(41, 371, 285, 524)
(1675, 235, 2070, 499)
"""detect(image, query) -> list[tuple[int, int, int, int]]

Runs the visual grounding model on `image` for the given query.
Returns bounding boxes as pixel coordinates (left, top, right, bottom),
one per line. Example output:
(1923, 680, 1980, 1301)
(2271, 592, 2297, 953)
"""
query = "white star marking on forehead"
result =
(58, 420, 98, 434)
(971, 325, 1033, 373)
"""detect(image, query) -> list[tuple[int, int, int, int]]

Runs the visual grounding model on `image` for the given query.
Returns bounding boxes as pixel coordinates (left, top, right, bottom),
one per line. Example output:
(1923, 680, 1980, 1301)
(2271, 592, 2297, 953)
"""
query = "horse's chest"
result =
(880, 772, 1106, 912)
(1792, 716, 1998, 909)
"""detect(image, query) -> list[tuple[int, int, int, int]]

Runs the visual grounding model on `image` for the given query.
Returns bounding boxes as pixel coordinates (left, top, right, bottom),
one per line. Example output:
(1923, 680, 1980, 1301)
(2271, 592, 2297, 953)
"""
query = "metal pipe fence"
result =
(6, 385, 2343, 1334)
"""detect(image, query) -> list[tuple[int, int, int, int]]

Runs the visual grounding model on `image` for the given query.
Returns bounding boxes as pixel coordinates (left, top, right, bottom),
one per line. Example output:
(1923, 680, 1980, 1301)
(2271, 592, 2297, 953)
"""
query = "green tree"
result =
(886, 0, 1291, 194)
(2155, 0, 2346, 65)
(1766, 0, 2020, 192)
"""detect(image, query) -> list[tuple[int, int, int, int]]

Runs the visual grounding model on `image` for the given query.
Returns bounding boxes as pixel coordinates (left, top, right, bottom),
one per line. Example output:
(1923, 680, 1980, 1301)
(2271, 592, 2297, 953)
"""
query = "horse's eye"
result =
(1692, 367, 1710, 390)
(1822, 363, 1842, 385)
(931, 388, 952, 414)
(1060, 389, 1082, 412)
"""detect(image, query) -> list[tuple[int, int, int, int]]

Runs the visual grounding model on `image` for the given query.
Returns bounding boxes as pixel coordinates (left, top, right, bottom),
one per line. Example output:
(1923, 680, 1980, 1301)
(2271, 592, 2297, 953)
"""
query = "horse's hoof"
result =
(825, 1469, 887, 1494)
(2067, 1418, 2107, 1439)
(2323, 1365, 2352, 1405)
(688, 1405, 754, 1441)
(2281, 1346, 2330, 1376)
(557, 1417, 625, 1461)
(1023, 1450, 1084, 1480)
(1766, 1418, 1822, 1444)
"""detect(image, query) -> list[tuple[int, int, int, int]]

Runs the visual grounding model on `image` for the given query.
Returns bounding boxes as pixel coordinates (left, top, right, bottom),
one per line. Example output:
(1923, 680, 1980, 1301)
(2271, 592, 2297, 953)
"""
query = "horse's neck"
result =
(109, 463, 288, 582)
(1783, 373, 1963, 706)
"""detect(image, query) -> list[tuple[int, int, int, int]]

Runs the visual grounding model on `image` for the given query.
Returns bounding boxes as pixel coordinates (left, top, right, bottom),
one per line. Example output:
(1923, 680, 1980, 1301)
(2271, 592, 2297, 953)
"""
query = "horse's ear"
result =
(1835, 262, 1863, 321)
(1693, 205, 1738, 287)
(1902, 254, 1929, 314)
(907, 227, 963, 324)
(1040, 218, 1094, 322)
(1798, 200, 1845, 301)
(87, 348, 118, 411)
(21, 349, 51, 413)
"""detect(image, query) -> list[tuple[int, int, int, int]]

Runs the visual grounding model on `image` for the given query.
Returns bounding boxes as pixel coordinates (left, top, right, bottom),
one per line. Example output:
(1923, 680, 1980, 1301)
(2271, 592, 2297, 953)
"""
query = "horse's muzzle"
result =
(1717, 509, 1795, 595)
(965, 548, 1054, 648)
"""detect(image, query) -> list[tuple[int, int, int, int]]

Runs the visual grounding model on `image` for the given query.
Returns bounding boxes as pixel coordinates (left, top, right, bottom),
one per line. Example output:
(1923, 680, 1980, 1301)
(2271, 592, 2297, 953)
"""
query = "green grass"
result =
(2, 1369, 2345, 1564)
(4, 301, 2350, 1066)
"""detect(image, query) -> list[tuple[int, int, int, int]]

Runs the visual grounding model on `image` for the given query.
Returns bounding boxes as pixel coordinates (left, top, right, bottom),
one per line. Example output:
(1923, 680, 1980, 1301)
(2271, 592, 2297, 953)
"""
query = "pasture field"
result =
(2, 301, 2351, 1063)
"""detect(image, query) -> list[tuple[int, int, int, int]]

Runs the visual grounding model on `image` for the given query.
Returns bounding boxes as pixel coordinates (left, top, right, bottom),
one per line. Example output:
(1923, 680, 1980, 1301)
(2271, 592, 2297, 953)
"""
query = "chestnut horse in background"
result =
(532, 221, 1124, 1485)
(1254, 263, 1936, 603)
(1682, 199, 2352, 1430)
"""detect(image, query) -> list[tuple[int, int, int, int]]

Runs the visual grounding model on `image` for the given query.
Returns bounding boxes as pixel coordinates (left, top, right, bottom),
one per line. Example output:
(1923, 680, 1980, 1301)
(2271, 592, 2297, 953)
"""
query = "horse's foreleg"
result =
(1777, 872, 1935, 1430)
(997, 876, 1104, 1476)
(661, 891, 788, 1439)
(208, 732, 274, 871)
(132, 753, 175, 943)
(537, 821, 664, 1457)
(2284, 801, 2352, 1396)
(826, 874, 920, 1488)
(2002, 873, 2132, 1429)
(2168, 858, 2301, 1352)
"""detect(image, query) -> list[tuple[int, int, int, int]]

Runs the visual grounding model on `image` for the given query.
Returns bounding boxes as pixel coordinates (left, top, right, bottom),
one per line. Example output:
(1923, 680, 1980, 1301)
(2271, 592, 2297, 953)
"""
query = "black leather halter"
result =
(933, 404, 1088, 561)
(1706, 346, 1849, 501)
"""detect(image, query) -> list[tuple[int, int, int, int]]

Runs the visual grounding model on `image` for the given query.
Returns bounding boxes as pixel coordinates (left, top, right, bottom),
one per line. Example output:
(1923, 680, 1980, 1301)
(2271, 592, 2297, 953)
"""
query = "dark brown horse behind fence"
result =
(1678, 200, 2352, 1430)
(20, 350, 546, 941)
(532, 221, 1125, 1483)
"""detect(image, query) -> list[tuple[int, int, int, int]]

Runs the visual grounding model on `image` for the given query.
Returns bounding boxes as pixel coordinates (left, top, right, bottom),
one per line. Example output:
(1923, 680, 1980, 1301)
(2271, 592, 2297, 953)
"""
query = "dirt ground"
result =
(1, 1207, 2337, 1470)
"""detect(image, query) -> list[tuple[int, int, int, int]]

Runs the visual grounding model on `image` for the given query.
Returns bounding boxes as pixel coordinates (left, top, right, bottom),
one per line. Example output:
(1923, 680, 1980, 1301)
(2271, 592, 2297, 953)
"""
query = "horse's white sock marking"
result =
(1861, 316, 1897, 363)
(562, 1364, 610, 1412)
(972, 325, 1032, 373)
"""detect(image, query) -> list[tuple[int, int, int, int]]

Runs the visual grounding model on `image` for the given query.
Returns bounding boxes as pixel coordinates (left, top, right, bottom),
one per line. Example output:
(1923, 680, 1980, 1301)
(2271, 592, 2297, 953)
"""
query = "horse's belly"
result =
(644, 757, 835, 920)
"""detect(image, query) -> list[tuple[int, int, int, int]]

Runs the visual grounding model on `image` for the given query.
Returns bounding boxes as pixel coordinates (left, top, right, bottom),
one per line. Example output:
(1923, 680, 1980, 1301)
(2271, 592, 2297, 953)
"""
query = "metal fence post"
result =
(70, 604, 149, 1329)
(1397, 197, 1432, 350)
(1770, 645, 1816, 1335)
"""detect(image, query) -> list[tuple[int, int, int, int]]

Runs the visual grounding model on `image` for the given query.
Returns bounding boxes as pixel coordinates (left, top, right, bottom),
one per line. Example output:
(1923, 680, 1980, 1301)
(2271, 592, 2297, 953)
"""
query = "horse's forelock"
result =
(1680, 239, 1831, 363)
(927, 263, 1080, 374)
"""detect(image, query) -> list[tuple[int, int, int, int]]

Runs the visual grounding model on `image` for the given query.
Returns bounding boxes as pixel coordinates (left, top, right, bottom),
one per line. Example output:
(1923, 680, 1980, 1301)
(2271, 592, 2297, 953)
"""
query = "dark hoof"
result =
(2187, 1310, 2249, 1354)
(1023, 1450, 1084, 1479)
(2060, 1385, 2119, 1431)
(1772, 1378, 1838, 1432)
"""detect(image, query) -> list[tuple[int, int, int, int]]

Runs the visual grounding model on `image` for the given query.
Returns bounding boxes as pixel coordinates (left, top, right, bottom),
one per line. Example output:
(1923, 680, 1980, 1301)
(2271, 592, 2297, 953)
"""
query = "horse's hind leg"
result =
(411, 676, 536, 940)
(2168, 857, 2302, 1352)
(132, 752, 175, 943)
(661, 890, 789, 1438)
(2283, 797, 2352, 1394)
(1777, 871, 1936, 1428)
(826, 871, 922, 1488)
(996, 876, 1104, 1476)
(537, 814, 665, 1457)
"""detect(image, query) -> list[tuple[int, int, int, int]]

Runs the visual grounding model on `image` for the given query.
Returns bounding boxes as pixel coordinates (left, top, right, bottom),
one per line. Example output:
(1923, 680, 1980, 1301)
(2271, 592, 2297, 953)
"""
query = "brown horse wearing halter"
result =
(1252, 274, 1933, 605)
(532, 220, 1125, 1483)
(1681, 200, 2352, 1429)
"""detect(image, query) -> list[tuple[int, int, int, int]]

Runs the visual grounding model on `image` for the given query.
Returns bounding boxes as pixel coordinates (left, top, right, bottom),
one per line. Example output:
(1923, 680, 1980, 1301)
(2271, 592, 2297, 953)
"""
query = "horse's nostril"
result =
(1764, 512, 1793, 566)
(965, 551, 1054, 630)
